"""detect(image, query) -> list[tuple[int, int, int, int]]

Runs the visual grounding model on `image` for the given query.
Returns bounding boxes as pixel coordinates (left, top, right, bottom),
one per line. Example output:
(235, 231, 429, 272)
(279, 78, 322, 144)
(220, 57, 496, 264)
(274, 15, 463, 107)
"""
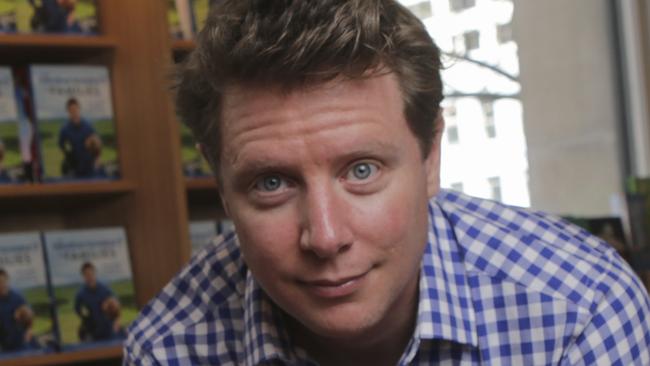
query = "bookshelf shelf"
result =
(2, 346, 122, 366)
(172, 39, 196, 52)
(0, 34, 118, 49)
(0, 180, 136, 199)
(185, 176, 216, 191)
(0, 34, 118, 63)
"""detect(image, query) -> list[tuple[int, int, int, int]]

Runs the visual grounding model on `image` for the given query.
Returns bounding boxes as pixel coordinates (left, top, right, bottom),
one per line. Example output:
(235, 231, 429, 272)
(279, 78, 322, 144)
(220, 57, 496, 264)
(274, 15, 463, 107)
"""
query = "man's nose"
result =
(299, 184, 352, 259)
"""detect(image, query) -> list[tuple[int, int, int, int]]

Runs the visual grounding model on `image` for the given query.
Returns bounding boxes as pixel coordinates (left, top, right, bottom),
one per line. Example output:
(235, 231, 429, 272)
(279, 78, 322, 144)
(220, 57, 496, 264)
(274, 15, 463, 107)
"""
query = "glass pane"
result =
(399, 0, 529, 207)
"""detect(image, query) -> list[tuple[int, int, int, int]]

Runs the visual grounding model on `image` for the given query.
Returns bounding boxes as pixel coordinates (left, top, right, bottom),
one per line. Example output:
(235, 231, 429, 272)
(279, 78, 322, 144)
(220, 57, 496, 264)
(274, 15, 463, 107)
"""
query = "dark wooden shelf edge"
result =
(185, 176, 217, 191)
(0, 180, 137, 199)
(1, 345, 122, 366)
(0, 34, 118, 48)
(172, 39, 196, 52)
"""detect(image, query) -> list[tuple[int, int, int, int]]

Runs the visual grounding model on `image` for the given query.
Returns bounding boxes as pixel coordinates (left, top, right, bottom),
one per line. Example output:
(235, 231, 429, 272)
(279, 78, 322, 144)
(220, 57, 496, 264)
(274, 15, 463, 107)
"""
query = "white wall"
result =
(514, 0, 624, 216)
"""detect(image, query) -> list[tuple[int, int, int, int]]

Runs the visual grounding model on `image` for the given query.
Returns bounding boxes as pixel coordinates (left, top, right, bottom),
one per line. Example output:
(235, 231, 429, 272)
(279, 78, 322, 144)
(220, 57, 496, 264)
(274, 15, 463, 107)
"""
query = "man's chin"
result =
(293, 303, 382, 342)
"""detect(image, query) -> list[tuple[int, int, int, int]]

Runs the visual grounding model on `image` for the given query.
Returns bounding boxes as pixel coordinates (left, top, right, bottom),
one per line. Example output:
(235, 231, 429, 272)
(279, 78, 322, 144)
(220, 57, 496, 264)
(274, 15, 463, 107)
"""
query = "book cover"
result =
(167, 0, 182, 39)
(0, 0, 17, 32)
(0, 232, 55, 358)
(15, 0, 97, 34)
(30, 64, 119, 182)
(627, 177, 650, 271)
(43, 227, 137, 351)
(169, 0, 193, 40)
(0, 67, 39, 184)
(190, 0, 218, 34)
(189, 221, 217, 255)
(180, 123, 211, 177)
(0, 67, 21, 184)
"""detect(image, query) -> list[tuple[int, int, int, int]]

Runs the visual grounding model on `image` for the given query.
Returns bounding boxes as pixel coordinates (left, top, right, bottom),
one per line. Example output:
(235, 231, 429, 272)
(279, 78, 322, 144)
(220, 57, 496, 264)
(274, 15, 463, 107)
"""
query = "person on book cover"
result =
(125, 1, 650, 364)
(58, 98, 102, 179)
(74, 262, 123, 342)
(29, 0, 82, 34)
(0, 269, 35, 352)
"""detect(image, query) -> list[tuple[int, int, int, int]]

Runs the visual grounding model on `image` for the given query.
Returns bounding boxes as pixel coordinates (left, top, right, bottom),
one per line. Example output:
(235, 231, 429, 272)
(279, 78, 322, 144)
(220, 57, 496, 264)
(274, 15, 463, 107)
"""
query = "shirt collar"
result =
(414, 199, 479, 347)
(243, 272, 312, 366)
(241, 196, 479, 365)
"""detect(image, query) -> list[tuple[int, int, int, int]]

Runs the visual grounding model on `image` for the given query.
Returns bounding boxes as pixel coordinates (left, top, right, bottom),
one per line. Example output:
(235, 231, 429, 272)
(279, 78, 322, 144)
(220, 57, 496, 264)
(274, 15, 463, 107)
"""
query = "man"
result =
(58, 98, 98, 178)
(31, 0, 82, 33)
(125, 1, 650, 365)
(74, 262, 121, 342)
(0, 269, 34, 352)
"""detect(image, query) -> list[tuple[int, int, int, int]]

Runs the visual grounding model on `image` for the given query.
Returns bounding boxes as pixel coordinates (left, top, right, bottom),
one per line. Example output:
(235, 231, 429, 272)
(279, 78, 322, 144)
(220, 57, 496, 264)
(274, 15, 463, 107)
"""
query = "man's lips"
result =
(299, 271, 370, 299)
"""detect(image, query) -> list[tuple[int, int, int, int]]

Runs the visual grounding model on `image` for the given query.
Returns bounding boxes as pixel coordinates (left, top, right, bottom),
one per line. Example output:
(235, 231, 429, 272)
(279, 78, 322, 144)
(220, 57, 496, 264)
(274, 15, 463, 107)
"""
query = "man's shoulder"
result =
(434, 190, 643, 311)
(125, 232, 246, 359)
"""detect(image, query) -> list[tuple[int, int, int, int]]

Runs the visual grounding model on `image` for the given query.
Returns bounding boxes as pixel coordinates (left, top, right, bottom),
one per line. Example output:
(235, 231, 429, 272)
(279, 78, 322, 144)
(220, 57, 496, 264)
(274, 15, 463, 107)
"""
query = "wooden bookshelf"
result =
(1, 1, 195, 364)
(2, 346, 122, 366)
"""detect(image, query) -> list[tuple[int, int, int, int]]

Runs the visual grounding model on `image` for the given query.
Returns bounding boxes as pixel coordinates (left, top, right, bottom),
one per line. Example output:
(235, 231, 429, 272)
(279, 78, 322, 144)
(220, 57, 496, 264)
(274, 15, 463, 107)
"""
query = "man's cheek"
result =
(237, 212, 299, 265)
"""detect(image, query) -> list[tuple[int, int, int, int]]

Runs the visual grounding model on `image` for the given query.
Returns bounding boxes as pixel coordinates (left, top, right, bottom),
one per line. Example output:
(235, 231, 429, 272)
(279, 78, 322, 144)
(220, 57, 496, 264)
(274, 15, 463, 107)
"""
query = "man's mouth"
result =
(299, 271, 370, 299)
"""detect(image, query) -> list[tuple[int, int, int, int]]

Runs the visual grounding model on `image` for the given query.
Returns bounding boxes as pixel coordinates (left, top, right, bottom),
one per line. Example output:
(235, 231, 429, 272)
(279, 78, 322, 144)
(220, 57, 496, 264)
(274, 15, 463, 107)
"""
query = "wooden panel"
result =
(98, 0, 191, 305)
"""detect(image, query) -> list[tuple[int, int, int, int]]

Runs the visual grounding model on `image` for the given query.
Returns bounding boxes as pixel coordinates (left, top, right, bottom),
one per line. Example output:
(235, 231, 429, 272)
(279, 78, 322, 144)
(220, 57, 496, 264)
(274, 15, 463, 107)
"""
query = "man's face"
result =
(82, 267, 97, 288)
(0, 274, 9, 296)
(218, 73, 443, 341)
(67, 103, 81, 124)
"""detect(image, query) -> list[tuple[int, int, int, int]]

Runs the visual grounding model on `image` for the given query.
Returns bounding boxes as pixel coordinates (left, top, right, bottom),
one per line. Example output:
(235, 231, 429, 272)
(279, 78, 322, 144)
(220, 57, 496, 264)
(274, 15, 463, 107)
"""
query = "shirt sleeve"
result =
(561, 262, 650, 365)
(123, 340, 160, 366)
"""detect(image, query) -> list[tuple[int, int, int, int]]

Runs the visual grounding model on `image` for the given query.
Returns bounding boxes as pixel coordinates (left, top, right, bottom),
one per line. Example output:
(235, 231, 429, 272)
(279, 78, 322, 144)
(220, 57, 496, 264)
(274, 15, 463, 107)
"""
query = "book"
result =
(13, 67, 41, 183)
(15, 0, 98, 34)
(180, 123, 212, 177)
(167, 0, 182, 39)
(0, 67, 39, 184)
(627, 177, 650, 271)
(169, 0, 192, 40)
(0, 0, 17, 32)
(190, 0, 218, 34)
(189, 221, 217, 255)
(30, 64, 119, 182)
(0, 67, 21, 184)
(43, 227, 137, 351)
(0, 232, 55, 358)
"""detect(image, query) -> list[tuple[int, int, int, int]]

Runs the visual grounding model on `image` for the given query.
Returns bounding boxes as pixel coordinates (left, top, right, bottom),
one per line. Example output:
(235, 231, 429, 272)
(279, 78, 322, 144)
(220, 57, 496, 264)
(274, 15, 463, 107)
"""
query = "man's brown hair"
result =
(176, 0, 443, 170)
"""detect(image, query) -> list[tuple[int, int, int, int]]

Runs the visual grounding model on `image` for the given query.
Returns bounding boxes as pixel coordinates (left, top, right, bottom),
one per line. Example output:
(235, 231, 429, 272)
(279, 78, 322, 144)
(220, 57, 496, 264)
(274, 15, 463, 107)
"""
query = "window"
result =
(482, 100, 496, 138)
(449, 0, 476, 12)
(488, 177, 502, 201)
(463, 30, 480, 51)
(408, 1, 433, 19)
(450, 182, 464, 192)
(497, 23, 513, 44)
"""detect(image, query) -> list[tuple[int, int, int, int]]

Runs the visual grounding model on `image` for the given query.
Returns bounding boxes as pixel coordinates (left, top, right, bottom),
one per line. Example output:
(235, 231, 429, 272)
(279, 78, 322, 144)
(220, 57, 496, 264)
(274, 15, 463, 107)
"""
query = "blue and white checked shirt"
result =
(124, 190, 650, 365)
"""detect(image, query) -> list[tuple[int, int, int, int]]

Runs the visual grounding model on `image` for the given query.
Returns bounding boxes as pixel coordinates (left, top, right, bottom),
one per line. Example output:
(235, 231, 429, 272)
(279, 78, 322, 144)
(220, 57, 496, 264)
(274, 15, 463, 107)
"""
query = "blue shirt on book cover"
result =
(0, 289, 28, 351)
(58, 118, 96, 178)
(74, 282, 115, 341)
(39, 0, 82, 33)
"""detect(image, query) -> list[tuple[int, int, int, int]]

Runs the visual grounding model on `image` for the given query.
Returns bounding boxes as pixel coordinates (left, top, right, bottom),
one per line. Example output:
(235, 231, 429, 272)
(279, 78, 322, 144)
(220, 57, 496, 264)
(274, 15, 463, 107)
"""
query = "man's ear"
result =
(425, 110, 445, 198)
(197, 143, 232, 217)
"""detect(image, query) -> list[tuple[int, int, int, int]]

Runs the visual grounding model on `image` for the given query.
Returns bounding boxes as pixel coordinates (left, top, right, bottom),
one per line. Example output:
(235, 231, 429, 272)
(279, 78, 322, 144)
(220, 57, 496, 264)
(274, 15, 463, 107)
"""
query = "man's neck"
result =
(286, 276, 420, 366)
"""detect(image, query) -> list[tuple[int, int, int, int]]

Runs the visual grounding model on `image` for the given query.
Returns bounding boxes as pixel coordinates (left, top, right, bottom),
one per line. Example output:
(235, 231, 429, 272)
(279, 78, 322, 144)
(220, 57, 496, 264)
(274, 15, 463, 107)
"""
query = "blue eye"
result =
(348, 162, 378, 181)
(255, 175, 285, 192)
